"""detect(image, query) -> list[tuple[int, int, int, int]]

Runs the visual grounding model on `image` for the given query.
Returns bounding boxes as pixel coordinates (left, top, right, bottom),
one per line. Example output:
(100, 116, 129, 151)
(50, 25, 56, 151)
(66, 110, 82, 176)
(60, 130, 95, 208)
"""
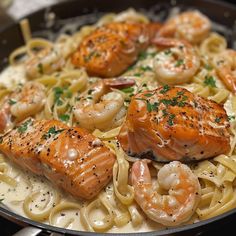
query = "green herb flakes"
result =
(175, 59, 184, 67)
(204, 64, 213, 71)
(160, 85, 170, 94)
(17, 119, 32, 133)
(147, 101, 158, 112)
(8, 99, 17, 105)
(204, 76, 216, 88)
(140, 65, 152, 72)
(228, 115, 235, 121)
(59, 114, 70, 122)
(42, 126, 65, 140)
(120, 87, 135, 93)
(215, 117, 221, 123)
(168, 114, 175, 126)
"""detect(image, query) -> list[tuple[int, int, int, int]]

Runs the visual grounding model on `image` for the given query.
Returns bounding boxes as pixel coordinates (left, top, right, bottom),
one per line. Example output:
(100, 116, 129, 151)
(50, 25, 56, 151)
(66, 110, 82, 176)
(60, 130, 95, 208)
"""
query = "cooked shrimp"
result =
(71, 22, 162, 77)
(0, 82, 46, 132)
(131, 160, 201, 226)
(118, 86, 230, 162)
(25, 47, 65, 79)
(152, 37, 200, 85)
(0, 99, 12, 133)
(213, 49, 236, 93)
(73, 78, 134, 131)
(158, 11, 211, 44)
(10, 82, 46, 120)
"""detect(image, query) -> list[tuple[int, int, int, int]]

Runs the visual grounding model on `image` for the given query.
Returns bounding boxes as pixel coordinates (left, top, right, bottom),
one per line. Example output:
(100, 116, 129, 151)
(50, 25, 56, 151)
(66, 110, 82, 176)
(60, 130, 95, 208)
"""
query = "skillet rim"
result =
(0, 0, 236, 234)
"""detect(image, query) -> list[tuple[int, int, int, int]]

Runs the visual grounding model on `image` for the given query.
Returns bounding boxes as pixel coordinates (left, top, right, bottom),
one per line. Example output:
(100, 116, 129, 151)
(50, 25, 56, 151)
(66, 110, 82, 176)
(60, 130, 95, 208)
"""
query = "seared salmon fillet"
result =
(71, 22, 161, 77)
(0, 119, 116, 199)
(118, 86, 230, 162)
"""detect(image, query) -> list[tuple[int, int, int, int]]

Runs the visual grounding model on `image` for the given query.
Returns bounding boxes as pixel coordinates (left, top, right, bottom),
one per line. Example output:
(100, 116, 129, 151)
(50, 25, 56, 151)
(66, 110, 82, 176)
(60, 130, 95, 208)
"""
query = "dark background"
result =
(0, 0, 236, 235)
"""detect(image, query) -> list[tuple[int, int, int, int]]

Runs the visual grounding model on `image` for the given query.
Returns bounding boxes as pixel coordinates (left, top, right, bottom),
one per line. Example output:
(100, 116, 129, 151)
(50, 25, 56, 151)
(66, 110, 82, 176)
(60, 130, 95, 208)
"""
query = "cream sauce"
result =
(0, 157, 166, 233)
(0, 65, 26, 88)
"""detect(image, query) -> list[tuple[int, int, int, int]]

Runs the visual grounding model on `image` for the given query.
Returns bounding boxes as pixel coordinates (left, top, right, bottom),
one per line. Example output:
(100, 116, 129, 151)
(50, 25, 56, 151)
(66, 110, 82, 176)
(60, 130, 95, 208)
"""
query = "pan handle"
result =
(12, 226, 42, 236)
(12, 226, 64, 236)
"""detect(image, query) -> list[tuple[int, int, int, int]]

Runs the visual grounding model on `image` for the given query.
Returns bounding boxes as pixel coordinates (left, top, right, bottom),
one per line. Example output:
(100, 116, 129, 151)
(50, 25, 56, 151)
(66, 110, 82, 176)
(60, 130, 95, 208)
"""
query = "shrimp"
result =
(213, 49, 236, 93)
(152, 37, 200, 85)
(25, 37, 76, 79)
(73, 78, 135, 131)
(0, 82, 46, 133)
(25, 48, 65, 79)
(158, 10, 211, 44)
(131, 160, 201, 226)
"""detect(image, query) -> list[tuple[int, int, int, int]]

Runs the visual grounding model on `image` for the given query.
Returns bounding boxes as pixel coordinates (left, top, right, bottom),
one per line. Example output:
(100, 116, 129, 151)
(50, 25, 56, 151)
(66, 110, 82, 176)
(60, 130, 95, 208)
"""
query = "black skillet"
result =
(0, 0, 236, 235)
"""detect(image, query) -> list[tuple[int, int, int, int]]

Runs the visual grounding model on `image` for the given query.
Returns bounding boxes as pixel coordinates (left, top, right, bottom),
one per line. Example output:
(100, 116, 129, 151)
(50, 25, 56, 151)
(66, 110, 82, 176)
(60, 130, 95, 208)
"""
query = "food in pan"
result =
(0, 8, 236, 233)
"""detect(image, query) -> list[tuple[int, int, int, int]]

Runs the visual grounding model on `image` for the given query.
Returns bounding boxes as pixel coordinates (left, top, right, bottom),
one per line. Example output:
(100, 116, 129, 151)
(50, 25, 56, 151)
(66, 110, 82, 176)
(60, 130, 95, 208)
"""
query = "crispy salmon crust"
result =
(0, 119, 116, 199)
(71, 22, 161, 77)
(118, 86, 230, 162)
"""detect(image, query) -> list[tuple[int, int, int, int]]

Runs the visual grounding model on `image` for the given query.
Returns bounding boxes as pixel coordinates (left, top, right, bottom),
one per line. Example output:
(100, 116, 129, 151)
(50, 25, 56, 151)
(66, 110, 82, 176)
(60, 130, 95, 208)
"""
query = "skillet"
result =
(0, 0, 236, 235)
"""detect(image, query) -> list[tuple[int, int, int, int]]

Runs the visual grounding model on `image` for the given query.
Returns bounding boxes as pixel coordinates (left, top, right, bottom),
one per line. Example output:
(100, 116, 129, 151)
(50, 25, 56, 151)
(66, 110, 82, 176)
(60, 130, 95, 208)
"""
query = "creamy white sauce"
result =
(0, 158, 167, 233)
(0, 65, 26, 88)
(0, 63, 166, 233)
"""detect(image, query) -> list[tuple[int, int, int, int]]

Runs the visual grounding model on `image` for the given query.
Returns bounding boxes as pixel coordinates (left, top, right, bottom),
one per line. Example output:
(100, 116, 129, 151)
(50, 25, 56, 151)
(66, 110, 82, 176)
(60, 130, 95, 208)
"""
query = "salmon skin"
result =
(118, 86, 230, 162)
(0, 118, 116, 199)
(71, 22, 161, 78)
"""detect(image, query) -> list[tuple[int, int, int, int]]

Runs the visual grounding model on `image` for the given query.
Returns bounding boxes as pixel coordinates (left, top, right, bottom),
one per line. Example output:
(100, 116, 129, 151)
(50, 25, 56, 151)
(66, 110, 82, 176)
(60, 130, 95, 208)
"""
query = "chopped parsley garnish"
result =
(228, 115, 235, 121)
(204, 76, 216, 88)
(177, 91, 184, 96)
(120, 87, 135, 93)
(134, 73, 142, 77)
(42, 126, 65, 140)
(160, 85, 170, 94)
(8, 99, 17, 105)
(215, 117, 221, 123)
(146, 101, 158, 112)
(144, 93, 154, 97)
(175, 59, 184, 67)
(53, 87, 72, 106)
(167, 114, 175, 126)
(138, 51, 156, 60)
(204, 64, 213, 71)
(138, 52, 148, 60)
(84, 51, 96, 62)
(59, 114, 70, 122)
(140, 65, 152, 72)
(178, 95, 188, 107)
(37, 63, 44, 74)
(53, 87, 64, 106)
(127, 65, 135, 71)
(160, 98, 177, 106)
(162, 109, 168, 117)
(17, 119, 32, 133)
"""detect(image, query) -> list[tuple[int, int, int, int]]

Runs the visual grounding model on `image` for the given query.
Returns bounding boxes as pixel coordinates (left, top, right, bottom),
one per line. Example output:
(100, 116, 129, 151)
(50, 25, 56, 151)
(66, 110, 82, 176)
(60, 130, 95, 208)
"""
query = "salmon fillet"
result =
(71, 22, 161, 77)
(0, 119, 116, 199)
(118, 86, 230, 162)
